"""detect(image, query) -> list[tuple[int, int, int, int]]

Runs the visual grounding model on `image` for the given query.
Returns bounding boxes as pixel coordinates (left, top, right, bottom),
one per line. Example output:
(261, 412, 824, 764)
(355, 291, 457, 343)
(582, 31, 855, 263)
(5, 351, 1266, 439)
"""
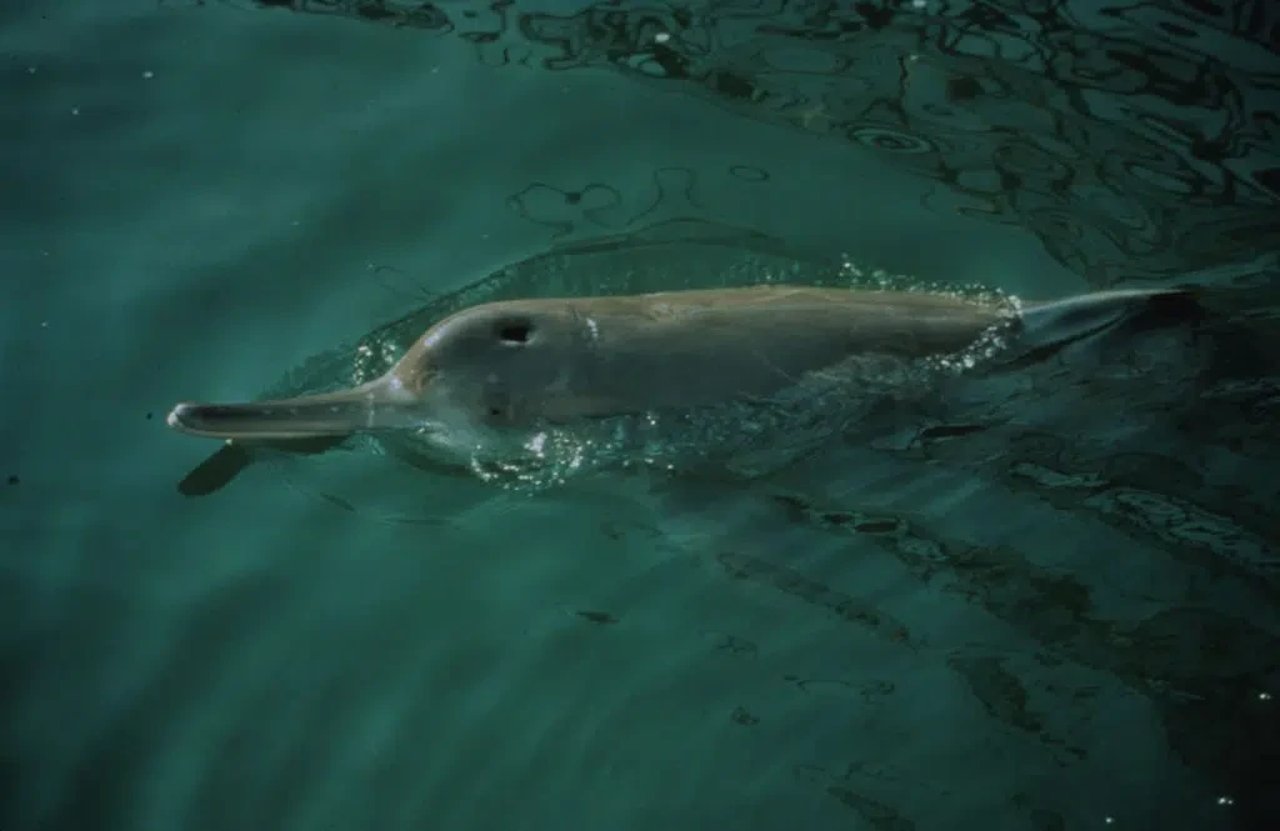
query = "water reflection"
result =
(238, 0, 1279, 286)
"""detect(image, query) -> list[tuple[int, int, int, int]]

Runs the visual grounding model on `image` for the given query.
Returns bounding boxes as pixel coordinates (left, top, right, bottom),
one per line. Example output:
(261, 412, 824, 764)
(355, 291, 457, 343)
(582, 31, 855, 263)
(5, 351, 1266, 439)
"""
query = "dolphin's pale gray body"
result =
(166, 284, 1195, 446)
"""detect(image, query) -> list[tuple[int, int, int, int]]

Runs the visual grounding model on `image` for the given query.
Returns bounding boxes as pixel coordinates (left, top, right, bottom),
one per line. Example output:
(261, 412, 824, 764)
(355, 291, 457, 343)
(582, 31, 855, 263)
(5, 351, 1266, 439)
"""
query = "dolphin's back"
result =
(533, 287, 1006, 417)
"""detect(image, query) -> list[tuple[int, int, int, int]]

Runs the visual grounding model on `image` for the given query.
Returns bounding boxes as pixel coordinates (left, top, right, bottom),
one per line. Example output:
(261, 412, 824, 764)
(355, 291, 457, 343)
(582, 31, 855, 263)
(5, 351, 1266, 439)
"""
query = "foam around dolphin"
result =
(166, 284, 1198, 446)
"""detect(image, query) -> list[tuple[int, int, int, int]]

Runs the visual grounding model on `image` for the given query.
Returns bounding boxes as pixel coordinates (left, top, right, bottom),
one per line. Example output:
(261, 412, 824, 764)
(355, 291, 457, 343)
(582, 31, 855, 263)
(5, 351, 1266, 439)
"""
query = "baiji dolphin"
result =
(167, 284, 1199, 453)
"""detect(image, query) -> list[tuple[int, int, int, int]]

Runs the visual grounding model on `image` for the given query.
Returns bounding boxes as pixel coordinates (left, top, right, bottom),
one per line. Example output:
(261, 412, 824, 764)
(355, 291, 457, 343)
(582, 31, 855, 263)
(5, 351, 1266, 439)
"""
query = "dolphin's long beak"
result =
(166, 378, 426, 440)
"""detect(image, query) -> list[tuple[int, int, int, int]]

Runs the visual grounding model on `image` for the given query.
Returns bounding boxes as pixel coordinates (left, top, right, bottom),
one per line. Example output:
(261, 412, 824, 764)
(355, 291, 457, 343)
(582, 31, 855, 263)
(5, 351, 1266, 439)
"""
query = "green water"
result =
(4, 1, 1279, 830)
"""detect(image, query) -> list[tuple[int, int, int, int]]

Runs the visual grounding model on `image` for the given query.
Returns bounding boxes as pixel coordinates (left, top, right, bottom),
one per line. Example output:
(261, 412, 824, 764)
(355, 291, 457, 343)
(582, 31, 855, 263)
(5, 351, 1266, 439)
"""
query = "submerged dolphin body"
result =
(168, 285, 1198, 445)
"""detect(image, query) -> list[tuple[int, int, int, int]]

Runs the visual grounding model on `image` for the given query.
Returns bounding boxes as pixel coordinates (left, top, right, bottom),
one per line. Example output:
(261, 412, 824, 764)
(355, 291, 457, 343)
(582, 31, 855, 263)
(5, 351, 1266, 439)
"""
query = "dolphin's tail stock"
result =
(997, 280, 1280, 403)
(998, 285, 1206, 370)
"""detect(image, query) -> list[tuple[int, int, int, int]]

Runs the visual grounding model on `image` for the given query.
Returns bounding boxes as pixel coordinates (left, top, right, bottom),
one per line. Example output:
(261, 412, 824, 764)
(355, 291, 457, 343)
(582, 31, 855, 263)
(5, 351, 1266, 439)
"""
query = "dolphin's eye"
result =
(496, 319, 533, 345)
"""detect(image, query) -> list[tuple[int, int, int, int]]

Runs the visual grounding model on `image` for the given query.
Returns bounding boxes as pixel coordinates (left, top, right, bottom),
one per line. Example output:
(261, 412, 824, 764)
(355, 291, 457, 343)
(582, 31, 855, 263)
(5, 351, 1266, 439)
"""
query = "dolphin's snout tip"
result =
(166, 403, 191, 431)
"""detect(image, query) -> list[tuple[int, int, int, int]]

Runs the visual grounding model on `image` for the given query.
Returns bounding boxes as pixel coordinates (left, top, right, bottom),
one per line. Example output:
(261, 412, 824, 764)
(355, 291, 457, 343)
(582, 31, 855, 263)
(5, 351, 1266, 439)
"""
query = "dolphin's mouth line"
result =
(164, 375, 432, 441)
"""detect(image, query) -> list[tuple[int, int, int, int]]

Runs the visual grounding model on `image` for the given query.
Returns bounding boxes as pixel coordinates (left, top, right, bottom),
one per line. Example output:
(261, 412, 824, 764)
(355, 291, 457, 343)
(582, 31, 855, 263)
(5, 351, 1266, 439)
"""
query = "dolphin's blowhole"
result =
(496, 319, 534, 344)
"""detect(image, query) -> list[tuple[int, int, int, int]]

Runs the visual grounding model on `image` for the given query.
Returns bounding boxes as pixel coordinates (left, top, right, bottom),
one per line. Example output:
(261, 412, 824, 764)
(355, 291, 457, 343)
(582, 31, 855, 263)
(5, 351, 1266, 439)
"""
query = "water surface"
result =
(4, 1, 1279, 830)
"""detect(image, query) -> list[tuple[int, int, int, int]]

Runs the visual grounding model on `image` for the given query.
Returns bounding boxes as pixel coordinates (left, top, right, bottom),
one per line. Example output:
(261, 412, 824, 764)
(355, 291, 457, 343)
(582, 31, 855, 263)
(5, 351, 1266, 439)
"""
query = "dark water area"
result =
(3, 0, 1279, 829)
